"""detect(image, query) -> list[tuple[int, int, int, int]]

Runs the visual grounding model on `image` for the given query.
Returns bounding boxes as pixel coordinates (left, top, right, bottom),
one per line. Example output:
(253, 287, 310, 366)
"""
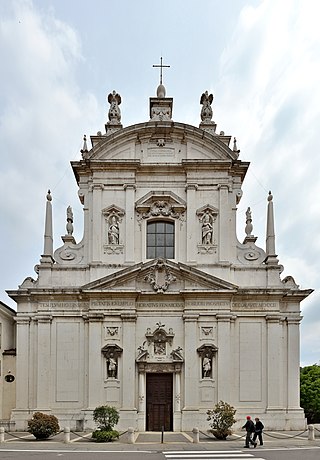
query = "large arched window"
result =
(147, 221, 174, 259)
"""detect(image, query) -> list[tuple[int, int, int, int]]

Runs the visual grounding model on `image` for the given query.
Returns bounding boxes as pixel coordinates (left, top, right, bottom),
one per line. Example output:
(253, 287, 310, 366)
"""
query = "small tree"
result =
(300, 364, 320, 423)
(28, 412, 60, 440)
(92, 405, 120, 442)
(206, 400, 236, 440)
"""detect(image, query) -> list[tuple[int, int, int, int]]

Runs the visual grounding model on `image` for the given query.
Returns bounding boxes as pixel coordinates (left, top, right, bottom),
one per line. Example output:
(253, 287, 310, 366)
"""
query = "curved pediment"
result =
(81, 258, 237, 293)
(78, 121, 239, 164)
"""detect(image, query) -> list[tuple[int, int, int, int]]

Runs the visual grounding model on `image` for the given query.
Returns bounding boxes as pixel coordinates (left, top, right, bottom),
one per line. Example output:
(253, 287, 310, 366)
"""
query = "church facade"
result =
(7, 80, 312, 432)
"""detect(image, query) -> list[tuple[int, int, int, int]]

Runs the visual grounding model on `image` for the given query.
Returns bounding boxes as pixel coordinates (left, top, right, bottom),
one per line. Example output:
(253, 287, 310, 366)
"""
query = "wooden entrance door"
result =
(146, 373, 173, 431)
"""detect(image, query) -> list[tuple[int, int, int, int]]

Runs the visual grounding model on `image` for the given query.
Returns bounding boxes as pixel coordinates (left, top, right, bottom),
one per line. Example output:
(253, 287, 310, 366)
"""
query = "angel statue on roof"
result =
(108, 90, 121, 123)
(200, 90, 213, 122)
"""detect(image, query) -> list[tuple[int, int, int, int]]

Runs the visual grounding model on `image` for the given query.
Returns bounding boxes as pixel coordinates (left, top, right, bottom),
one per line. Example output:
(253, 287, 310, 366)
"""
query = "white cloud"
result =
(0, 0, 102, 303)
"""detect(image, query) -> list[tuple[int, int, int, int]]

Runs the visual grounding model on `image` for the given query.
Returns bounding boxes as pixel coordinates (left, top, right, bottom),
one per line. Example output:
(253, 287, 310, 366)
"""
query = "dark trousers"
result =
(253, 431, 263, 445)
(245, 431, 256, 446)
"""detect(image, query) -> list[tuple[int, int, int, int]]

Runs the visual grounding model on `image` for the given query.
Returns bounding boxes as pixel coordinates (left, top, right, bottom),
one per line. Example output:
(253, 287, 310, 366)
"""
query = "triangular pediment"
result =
(81, 258, 237, 293)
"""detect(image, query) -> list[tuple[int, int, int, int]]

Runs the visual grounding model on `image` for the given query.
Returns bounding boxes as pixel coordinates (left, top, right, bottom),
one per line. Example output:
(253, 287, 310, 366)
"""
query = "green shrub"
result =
(28, 412, 60, 440)
(206, 400, 236, 440)
(93, 405, 119, 431)
(92, 429, 119, 442)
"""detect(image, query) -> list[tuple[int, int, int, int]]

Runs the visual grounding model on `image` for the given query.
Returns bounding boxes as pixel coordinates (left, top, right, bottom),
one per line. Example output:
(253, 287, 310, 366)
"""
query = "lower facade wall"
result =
(10, 407, 307, 432)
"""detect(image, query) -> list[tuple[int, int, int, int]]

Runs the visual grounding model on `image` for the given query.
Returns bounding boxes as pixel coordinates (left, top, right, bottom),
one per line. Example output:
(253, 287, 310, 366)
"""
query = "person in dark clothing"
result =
(252, 417, 264, 446)
(242, 415, 257, 448)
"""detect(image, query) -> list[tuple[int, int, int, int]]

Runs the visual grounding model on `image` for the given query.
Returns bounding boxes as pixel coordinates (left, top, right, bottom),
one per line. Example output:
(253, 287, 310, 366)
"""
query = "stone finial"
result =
(107, 90, 121, 123)
(80, 135, 88, 158)
(106, 90, 123, 136)
(199, 91, 216, 134)
(200, 91, 213, 122)
(40, 189, 54, 264)
(243, 206, 257, 244)
(265, 190, 279, 265)
(66, 206, 73, 236)
(233, 137, 240, 156)
(245, 207, 253, 237)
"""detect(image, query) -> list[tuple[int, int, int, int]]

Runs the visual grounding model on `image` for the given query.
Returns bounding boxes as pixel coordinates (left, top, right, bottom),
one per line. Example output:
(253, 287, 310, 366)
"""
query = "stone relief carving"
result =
(136, 323, 183, 365)
(140, 201, 181, 220)
(136, 191, 186, 223)
(144, 258, 176, 293)
(201, 327, 213, 337)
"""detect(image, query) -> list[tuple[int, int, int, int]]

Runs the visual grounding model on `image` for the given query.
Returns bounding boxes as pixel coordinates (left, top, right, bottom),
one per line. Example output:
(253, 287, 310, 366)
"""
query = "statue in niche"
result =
(201, 211, 213, 245)
(107, 354, 117, 378)
(200, 91, 213, 122)
(202, 354, 212, 378)
(108, 215, 119, 245)
(108, 90, 121, 123)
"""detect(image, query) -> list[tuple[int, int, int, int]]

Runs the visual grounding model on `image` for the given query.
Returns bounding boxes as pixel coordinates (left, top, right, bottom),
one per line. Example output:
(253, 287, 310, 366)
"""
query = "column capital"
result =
(266, 315, 282, 323)
(121, 313, 137, 322)
(123, 184, 136, 191)
(14, 316, 31, 325)
(34, 314, 52, 323)
(183, 313, 199, 322)
(216, 313, 235, 322)
(185, 183, 198, 191)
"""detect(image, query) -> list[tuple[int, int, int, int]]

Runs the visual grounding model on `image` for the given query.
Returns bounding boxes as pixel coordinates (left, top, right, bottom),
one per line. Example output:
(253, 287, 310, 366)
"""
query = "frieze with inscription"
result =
(232, 302, 278, 310)
(92, 300, 135, 308)
(137, 302, 184, 309)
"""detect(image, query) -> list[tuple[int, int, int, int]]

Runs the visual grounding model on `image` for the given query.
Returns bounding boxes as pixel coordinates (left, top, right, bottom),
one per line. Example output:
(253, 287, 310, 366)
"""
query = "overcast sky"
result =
(0, 0, 319, 366)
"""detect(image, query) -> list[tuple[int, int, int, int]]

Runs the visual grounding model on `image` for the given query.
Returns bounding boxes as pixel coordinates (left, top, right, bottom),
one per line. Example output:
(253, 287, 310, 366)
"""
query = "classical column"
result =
(216, 314, 233, 402)
(266, 315, 282, 410)
(185, 184, 197, 264)
(124, 184, 136, 264)
(138, 369, 145, 412)
(36, 315, 52, 409)
(218, 185, 229, 262)
(287, 318, 302, 409)
(15, 317, 31, 409)
(87, 315, 103, 408)
(183, 314, 199, 409)
(175, 368, 181, 412)
(92, 184, 103, 262)
(121, 313, 137, 409)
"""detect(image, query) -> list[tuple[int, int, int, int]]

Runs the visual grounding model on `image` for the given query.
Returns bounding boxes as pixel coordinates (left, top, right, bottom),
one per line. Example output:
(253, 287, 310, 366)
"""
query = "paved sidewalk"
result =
(1, 430, 320, 451)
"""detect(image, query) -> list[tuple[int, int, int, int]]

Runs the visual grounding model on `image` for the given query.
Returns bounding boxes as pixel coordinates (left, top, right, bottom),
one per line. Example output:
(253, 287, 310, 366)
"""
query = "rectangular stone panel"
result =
(56, 322, 80, 402)
(239, 321, 262, 401)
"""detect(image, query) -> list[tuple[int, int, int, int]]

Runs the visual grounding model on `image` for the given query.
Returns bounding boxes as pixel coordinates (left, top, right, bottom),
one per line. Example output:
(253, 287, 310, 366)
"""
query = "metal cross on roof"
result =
(153, 56, 170, 85)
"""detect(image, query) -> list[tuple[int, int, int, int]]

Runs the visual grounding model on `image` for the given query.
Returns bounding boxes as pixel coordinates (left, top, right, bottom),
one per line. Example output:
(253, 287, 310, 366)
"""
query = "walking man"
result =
(253, 417, 264, 446)
(242, 415, 257, 448)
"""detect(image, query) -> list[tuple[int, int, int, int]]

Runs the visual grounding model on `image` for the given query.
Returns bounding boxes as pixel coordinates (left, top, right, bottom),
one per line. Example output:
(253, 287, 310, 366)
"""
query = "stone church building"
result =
(6, 77, 312, 432)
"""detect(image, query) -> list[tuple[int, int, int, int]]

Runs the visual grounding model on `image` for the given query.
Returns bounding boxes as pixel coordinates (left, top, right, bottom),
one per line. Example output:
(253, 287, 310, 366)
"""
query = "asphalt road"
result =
(1, 447, 320, 460)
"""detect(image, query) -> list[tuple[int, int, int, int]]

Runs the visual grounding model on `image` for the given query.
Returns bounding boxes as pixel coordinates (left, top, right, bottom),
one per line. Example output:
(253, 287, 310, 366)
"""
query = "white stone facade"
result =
(7, 86, 312, 432)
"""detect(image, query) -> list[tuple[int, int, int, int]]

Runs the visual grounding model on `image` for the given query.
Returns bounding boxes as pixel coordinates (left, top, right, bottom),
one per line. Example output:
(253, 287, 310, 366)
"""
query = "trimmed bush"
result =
(206, 400, 236, 440)
(92, 405, 120, 442)
(93, 405, 119, 431)
(92, 429, 119, 442)
(28, 412, 60, 440)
